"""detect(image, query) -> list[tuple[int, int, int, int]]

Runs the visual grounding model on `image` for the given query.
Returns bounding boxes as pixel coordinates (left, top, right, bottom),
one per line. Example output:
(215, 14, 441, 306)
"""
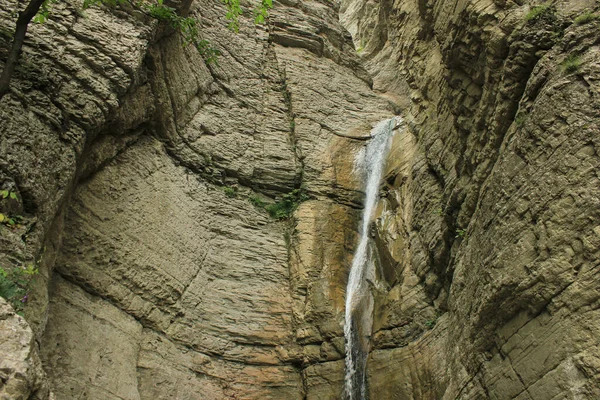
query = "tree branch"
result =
(0, 0, 45, 99)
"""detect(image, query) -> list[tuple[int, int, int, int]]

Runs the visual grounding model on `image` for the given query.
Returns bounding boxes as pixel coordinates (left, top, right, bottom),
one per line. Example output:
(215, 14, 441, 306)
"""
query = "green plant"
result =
(32, 0, 59, 23)
(253, 0, 272, 24)
(424, 311, 442, 329)
(562, 54, 582, 73)
(515, 112, 526, 126)
(0, 190, 18, 200)
(265, 188, 309, 220)
(0, 264, 38, 315)
(455, 228, 467, 238)
(0, 213, 23, 227)
(424, 319, 436, 329)
(574, 12, 598, 25)
(525, 4, 551, 22)
(249, 195, 266, 208)
(223, 186, 237, 198)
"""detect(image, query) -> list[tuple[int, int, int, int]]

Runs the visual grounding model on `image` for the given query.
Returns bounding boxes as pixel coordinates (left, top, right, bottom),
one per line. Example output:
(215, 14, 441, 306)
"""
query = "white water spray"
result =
(344, 118, 398, 399)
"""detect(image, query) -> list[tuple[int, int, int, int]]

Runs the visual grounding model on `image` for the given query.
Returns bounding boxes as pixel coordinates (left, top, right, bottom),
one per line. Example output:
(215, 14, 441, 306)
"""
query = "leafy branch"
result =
(79, 0, 221, 62)
(254, 0, 272, 24)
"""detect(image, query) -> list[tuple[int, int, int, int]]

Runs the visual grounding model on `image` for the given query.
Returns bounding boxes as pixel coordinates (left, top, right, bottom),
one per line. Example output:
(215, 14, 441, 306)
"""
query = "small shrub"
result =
(515, 112, 526, 126)
(525, 4, 551, 22)
(223, 186, 237, 198)
(562, 55, 582, 73)
(574, 12, 598, 25)
(265, 188, 309, 220)
(0, 264, 38, 315)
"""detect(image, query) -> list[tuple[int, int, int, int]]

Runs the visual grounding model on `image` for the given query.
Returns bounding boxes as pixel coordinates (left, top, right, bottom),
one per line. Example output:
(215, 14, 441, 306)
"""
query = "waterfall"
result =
(344, 118, 398, 399)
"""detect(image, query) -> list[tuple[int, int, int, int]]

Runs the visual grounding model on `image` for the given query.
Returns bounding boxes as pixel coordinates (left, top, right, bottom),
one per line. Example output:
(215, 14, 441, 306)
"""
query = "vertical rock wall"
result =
(341, 0, 600, 398)
(2, 0, 599, 398)
(0, 0, 396, 398)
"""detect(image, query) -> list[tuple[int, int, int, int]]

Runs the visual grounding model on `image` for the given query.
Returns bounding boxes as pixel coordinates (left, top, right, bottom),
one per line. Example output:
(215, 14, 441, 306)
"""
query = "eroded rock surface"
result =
(2, 0, 599, 397)
(0, 298, 51, 399)
(341, 0, 600, 398)
(1, 0, 394, 398)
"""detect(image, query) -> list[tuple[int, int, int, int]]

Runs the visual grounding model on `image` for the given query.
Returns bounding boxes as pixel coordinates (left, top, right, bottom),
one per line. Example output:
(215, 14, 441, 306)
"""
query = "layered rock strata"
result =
(341, 0, 600, 398)
(1, 0, 599, 398)
(0, 0, 396, 398)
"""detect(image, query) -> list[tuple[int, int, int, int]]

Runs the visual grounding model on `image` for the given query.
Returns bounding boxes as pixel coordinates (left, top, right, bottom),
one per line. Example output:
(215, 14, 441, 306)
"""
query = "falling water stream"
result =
(344, 118, 398, 399)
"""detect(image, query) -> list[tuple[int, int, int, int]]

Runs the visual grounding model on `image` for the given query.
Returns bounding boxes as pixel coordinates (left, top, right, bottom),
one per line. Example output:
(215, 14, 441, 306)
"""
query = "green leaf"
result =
(0, 214, 5, 222)
(222, 0, 242, 32)
(1, 190, 8, 199)
(9, 192, 17, 200)
(33, 13, 47, 24)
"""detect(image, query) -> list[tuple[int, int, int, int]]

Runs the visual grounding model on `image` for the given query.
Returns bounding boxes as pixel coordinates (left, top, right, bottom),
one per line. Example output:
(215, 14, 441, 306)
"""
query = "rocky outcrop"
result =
(341, 0, 600, 398)
(0, 298, 51, 399)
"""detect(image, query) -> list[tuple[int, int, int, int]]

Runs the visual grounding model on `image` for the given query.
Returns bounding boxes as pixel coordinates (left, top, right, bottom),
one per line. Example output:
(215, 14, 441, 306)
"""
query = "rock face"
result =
(0, 0, 599, 398)
(0, 298, 51, 399)
(341, 0, 600, 398)
(0, 0, 391, 398)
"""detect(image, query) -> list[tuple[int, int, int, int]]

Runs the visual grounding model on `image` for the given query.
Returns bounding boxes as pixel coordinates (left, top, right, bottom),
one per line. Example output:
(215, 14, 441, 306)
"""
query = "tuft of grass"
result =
(455, 228, 467, 239)
(562, 54, 582, 73)
(525, 4, 551, 22)
(574, 12, 598, 25)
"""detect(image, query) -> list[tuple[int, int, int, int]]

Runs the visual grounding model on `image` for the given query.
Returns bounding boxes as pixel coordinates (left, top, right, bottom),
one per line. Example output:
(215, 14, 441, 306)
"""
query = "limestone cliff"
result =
(341, 0, 600, 398)
(0, 0, 599, 398)
(1, 0, 392, 398)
